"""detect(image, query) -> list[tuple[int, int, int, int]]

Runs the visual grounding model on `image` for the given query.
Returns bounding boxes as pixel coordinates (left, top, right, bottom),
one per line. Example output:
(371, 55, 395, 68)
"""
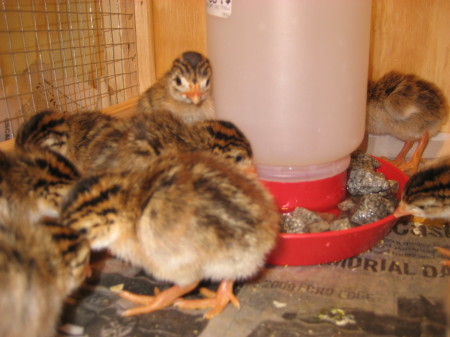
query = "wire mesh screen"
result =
(0, 0, 139, 141)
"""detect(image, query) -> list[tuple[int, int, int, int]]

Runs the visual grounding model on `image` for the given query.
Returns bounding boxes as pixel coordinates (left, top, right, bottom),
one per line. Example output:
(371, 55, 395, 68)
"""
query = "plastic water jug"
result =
(206, 0, 372, 212)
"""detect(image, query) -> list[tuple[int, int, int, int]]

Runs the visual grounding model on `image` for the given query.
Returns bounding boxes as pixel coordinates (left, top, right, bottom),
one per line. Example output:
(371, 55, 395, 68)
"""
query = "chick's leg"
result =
(397, 131, 430, 175)
(175, 280, 240, 319)
(120, 282, 199, 317)
(381, 140, 413, 169)
(389, 140, 414, 166)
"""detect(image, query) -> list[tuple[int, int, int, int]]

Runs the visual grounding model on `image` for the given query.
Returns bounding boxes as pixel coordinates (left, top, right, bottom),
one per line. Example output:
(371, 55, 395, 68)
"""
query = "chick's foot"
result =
(175, 280, 240, 319)
(381, 156, 420, 177)
(120, 282, 199, 317)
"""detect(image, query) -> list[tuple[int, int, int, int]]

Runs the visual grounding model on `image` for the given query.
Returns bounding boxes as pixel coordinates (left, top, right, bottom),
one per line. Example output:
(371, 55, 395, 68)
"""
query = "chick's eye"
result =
(205, 78, 210, 86)
(174, 76, 182, 86)
(235, 155, 243, 163)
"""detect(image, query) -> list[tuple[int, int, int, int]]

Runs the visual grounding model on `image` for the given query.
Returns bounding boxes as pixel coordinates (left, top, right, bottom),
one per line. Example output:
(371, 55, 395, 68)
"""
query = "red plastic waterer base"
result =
(261, 170, 347, 213)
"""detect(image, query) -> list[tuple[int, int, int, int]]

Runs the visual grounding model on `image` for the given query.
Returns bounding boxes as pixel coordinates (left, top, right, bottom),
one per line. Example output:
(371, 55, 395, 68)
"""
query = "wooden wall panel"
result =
(151, 0, 207, 80)
(135, 1, 156, 94)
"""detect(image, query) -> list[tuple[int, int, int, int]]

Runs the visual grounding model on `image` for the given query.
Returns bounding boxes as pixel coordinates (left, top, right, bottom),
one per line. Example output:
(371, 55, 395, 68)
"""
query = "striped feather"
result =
(400, 156, 450, 219)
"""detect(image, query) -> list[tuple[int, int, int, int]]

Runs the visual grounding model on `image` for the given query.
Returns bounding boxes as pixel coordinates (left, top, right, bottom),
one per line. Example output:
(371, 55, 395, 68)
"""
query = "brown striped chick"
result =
(367, 71, 448, 175)
(60, 151, 280, 319)
(124, 113, 255, 172)
(0, 146, 89, 337)
(16, 110, 254, 174)
(394, 156, 450, 263)
(15, 109, 128, 174)
(15, 109, 193, 173)
(137, 51, 216, 124)
(192, 119, 254, 173)
(14, 109, 70, 154)
(0, 144, 89, 337)
(0, 213, 90, 337)
(0, 146, 80, 222)
(114, 110, 208, 170)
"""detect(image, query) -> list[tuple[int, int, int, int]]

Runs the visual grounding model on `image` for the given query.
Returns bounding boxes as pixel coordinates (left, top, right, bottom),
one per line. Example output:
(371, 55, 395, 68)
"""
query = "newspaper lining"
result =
(59, 219, 450, 337)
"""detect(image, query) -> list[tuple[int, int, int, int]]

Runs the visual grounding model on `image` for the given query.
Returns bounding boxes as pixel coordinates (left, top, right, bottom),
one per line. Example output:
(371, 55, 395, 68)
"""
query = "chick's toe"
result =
(175, 280, 240, 319)
(120, 282, 199, 317)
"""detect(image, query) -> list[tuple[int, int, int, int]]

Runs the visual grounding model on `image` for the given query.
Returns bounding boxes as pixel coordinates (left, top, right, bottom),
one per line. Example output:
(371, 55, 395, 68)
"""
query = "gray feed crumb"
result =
(347, 167, 391, 196)
(281, 207, 331, 234)
(308, 221, 331, 233)
(350, 194, 398, 225)
(330, 218, 353, 231)
(388, 179, 400, 194)
(281, 213, 308, 233)
(337, 199, 356, 212)
(350, 150, 380, 170)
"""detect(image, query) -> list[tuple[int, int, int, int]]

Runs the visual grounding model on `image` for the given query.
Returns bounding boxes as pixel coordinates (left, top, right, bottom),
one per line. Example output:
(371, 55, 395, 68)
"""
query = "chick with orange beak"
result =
(394, 156, 450, 263)
(137, 51, 216, 124)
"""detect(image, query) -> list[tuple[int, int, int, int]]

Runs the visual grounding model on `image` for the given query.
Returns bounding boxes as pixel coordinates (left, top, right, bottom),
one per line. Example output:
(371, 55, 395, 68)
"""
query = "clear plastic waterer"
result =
(206, 0, 372, 212)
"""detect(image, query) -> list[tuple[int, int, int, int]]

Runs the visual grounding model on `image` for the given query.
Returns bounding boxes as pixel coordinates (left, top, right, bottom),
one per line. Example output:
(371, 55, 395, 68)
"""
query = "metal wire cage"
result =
(0, 0, 139, 141)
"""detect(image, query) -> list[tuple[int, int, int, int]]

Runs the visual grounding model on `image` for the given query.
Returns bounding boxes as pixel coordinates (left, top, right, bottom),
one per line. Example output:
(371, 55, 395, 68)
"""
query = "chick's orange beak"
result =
(244, 165, 257, 176)
(393, 201, 413, 218)
(184, 84, 202, 105)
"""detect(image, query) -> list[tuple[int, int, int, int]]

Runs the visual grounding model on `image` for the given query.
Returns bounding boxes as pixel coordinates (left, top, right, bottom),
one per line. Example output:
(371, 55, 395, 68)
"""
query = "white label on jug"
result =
(206, 0, 232, 18)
